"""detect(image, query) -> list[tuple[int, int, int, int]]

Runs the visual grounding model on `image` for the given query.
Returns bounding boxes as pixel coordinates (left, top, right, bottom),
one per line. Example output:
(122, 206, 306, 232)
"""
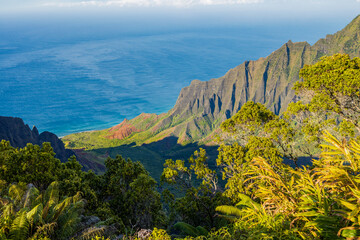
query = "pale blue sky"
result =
(1, 0, 359, 37)
(0, 0, 358, 29)
(1, 0, 359, 15)
(1, 0, 358, 7)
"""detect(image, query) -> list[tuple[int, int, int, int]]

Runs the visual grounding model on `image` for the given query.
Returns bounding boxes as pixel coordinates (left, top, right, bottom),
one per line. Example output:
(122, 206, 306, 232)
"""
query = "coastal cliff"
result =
(63, 15, 360, 147)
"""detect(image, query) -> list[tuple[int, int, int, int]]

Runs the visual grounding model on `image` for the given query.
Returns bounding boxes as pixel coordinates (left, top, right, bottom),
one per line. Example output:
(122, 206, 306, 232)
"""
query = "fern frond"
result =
(8, 184, 25, 207)
(53, 197, 72, 221)
(26, 203, 44, 227)
(33, 222, 57, 239)
(78, 226, 105, 240)
(9, 210, 30, 240)
(2, 202, 15, 219)
(55, 203, 82, 239)
(44, 181, 59, 206)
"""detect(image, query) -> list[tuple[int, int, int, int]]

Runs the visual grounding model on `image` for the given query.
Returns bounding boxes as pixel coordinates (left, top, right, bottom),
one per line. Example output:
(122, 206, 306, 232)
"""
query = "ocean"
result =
(0, 15, 351, 136)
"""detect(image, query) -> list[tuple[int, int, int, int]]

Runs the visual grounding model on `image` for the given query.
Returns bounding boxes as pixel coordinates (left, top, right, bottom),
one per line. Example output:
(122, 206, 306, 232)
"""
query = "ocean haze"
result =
(0, 11, 358, 136)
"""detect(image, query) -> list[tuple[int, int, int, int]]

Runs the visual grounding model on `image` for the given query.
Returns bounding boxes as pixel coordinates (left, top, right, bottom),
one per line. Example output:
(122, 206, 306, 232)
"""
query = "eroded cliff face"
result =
(150, 40, 314, 142)
(65, 15, 360, 146)
(0, 116, 74, 162)
(139, 15, 360, 143)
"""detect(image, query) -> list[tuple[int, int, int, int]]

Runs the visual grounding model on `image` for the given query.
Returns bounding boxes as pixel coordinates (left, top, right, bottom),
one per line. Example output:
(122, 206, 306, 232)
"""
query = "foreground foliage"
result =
(0, 142, 164, 239)
(215, 131, 360, 239)
(0, 181, 83, 240)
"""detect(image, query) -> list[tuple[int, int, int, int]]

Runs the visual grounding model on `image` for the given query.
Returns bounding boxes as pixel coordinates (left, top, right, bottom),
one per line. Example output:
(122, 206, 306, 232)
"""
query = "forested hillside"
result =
(2, 52, 360, 239)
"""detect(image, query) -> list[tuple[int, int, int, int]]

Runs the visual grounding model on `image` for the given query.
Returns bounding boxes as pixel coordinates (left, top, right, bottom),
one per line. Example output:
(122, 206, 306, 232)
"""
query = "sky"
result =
(0, 0, 359, 48)
(0, 0, 359, 52)
(1, 0, 359, 19)
(0, 0, 359, 45)
(0, 0, 359, 8)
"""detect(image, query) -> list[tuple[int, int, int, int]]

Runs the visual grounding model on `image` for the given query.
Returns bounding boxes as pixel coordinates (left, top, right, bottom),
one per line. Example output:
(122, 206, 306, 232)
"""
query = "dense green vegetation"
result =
(0, 142, 164, 239)
(2, 53, 360, 239)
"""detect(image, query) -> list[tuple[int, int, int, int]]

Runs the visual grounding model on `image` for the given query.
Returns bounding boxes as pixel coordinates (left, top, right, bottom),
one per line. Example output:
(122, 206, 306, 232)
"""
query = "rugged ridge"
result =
(63, 15, 360, 147)
(0, 116, 74, 162)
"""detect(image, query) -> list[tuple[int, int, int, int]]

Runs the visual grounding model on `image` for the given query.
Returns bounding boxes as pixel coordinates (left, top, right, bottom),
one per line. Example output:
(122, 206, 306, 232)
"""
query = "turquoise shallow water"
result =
(0, 17, 350, 136)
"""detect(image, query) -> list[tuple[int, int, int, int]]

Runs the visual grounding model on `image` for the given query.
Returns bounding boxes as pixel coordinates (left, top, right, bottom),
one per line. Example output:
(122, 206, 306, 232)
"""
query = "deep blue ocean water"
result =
(0, 16, 352, 136)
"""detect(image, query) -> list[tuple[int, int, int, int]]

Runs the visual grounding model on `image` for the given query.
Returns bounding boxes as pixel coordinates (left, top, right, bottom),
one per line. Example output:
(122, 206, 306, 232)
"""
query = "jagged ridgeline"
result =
(63, 15, 360, 148)
(0, 116, 74, 162)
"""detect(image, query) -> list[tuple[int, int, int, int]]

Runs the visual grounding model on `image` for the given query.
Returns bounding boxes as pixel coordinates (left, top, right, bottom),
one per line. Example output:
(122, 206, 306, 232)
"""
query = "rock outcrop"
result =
(0, 116, 75, 162)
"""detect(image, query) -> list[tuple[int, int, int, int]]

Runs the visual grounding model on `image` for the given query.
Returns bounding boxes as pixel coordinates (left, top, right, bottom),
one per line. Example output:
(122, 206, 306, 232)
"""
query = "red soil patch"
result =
(105, 119, 141, 140)
(138, 113, 153, 120)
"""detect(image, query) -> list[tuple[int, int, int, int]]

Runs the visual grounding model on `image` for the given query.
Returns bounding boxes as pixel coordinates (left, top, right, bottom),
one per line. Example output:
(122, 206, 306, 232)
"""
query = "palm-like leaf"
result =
(173, 222, 203, 237)
(244, 157, 298, 215)
(216, 205, 242, 219)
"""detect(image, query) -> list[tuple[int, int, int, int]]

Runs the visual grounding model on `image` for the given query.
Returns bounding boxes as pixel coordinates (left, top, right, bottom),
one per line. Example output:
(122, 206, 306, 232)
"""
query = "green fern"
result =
(8, 184, 25, 207)
(1, 181, 84, 240)
(26, 203, 44, 227)
(79, 226, 106, 240)
(9, 210, 30, 240)
(44, 182, 59, 206)
(33, 222, 57, 239)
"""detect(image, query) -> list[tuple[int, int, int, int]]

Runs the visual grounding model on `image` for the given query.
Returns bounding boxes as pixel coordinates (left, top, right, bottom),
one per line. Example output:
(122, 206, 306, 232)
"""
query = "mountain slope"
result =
(63, 15, 360, 148)
(0, 116, 74, 162)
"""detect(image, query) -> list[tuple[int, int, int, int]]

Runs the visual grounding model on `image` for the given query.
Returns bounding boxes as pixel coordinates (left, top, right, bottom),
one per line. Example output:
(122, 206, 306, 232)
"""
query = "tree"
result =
(99, 155, 164, 230)
(290, 53, 360, 137)
(161, 149, 230, 231)
(220, 101, 298, 166)
(0, 141, 61, 189)
(57, 156, 101, 213)
(0, 140, 102, 214)
(216, 102, 299, 202)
